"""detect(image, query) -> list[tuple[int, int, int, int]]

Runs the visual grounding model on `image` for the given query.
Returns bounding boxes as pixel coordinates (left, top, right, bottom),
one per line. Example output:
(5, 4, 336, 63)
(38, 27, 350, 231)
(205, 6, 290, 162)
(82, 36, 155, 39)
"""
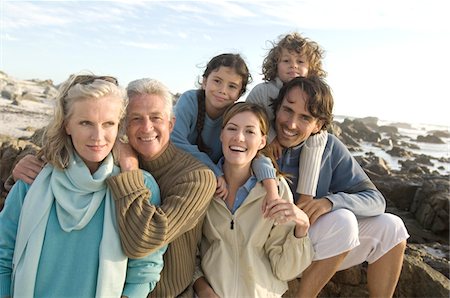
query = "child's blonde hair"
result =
(262, 32, 326, 81)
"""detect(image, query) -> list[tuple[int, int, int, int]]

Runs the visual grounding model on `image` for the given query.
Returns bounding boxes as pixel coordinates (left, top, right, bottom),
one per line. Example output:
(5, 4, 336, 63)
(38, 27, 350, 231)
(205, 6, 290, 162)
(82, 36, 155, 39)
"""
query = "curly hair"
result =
(262, 32, 327, 81)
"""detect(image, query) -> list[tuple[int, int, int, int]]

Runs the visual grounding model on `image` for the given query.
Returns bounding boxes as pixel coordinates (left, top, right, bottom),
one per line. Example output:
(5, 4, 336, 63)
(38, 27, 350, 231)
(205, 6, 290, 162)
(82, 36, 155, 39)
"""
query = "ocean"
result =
(334, 116, 450, 176)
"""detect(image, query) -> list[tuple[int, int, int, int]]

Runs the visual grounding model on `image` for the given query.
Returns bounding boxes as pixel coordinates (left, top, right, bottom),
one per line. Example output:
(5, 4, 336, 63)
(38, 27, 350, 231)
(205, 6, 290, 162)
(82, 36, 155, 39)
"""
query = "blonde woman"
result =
(0, 74, 166, 297)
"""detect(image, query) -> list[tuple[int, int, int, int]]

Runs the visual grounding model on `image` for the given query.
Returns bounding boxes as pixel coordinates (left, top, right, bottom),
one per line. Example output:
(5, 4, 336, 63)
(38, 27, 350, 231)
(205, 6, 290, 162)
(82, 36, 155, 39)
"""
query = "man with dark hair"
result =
(265, 76, 409, 297)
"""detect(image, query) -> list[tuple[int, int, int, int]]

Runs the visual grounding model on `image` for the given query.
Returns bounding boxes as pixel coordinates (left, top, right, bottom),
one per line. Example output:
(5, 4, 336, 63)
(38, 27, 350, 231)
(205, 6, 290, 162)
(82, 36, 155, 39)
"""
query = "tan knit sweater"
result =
(107, 142, 216, 297)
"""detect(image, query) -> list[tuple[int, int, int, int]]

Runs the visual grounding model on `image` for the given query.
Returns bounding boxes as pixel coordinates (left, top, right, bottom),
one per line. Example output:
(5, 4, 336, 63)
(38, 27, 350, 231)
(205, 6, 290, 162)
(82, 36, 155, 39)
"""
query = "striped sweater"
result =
(107, 141, 216, 297)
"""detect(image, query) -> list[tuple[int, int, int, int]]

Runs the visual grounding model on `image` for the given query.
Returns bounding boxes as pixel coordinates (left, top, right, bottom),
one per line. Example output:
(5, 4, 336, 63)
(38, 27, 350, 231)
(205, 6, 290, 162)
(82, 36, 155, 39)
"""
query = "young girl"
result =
(171, 53, 280, 203)
(246, 32, 328, 205)
(193, 102, 313, 297)
(0, 74, 166, 297)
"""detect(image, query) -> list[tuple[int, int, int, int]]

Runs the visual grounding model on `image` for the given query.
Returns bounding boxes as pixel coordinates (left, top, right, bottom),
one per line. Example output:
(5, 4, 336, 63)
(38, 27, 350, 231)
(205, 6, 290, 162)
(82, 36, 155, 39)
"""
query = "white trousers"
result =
(308, 209, 410, 271)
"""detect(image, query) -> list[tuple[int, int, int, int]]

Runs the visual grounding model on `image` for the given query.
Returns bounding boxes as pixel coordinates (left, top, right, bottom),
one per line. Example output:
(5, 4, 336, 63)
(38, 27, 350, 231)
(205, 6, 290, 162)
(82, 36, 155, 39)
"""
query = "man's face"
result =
(126, 93, 175, 161)
(275, 86, 323, 148)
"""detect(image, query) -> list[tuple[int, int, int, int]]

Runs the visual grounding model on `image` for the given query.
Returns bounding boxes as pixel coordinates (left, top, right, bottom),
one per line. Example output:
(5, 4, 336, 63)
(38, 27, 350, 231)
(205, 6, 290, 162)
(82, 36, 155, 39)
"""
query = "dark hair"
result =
(272, 76, 334, 131)
(196, 53, 252, 155)
(262, 32, 326, 81)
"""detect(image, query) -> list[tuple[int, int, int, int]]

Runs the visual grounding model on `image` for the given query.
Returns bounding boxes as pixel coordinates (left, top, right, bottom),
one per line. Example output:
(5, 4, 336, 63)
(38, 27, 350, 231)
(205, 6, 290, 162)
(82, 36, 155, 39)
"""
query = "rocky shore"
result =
(1, 71, 449, 297)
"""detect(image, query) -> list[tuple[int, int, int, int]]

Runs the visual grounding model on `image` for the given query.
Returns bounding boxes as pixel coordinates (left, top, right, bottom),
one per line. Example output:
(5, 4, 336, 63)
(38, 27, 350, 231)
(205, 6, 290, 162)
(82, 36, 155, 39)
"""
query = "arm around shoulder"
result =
(107, 169, 167, 258)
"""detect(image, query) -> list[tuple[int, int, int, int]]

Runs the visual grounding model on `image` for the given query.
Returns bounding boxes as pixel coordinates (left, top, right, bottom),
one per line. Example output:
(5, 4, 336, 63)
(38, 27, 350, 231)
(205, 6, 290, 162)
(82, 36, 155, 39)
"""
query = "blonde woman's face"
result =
(220, 111, 266, 167)
(65, 96, 122, 173)
(277, 48, 309, 83)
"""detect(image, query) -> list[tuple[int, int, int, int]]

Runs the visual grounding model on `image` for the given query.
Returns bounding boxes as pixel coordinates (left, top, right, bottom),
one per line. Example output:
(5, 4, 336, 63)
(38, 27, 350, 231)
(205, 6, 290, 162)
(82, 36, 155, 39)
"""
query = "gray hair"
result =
(126, 78, 174, 118)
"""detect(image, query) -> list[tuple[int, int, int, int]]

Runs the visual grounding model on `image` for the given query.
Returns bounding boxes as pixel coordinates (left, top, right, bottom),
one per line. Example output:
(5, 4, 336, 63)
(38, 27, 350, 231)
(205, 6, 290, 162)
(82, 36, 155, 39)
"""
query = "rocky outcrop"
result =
(283, 245, 450, 297)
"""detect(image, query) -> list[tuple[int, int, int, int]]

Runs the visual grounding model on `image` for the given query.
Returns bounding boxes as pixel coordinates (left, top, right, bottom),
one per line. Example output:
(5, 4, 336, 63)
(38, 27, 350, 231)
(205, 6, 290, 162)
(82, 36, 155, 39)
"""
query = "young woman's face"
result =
(202, 66, 243, 119)
(220, 111, 266, 168)
(65, 96, 122, 173)
(277, 48, 309, 83)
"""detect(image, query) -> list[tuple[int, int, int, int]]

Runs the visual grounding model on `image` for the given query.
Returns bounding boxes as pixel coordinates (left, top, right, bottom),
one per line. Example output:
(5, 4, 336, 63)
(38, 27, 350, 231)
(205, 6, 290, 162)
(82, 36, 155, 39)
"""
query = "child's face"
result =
(277, 48, 309, 83)
(202, 66, 243, 119)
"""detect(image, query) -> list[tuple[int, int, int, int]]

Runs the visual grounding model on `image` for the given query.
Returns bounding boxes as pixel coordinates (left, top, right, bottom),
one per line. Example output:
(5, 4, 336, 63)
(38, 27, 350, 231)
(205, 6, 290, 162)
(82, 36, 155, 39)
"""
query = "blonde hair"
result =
(38, 73, 127, 169)
(262, 32, 326, 81)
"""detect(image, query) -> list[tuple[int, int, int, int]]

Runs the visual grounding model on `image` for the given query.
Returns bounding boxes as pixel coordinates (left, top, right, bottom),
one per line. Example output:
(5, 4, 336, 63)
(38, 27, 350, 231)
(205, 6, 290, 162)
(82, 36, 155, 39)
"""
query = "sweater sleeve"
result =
(264, 179, 314, 281)
(251, 155, 277, 182)
(171, 90, 222, 177)
(107, 167, 216, 259)
(322, 135, 386, 217)
(122, 245, 168, 297)
(121, 171, 168, 297)
(296, 130, 328, 196)
(0, 181, 29, 297)
(246, 82, 276, 122)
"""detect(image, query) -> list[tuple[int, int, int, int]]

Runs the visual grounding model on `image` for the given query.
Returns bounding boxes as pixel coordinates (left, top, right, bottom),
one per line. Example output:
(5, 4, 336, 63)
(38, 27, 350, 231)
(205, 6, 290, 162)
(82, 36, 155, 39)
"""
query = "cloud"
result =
(2, 1, 143, 29)
(2, 2, 72, 29)
(1, 33, 18, 41)
(251, 0, 449, 31)
(120, 41, 170, 49)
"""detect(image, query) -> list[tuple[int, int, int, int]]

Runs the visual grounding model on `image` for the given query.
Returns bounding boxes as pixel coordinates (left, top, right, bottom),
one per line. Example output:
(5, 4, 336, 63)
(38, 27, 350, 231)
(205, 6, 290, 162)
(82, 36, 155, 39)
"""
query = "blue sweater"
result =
(278, 134, 386, 217)
(0, 171, 166, 298)
(171, 89, 224, 176)
(172, 89, 275, 181)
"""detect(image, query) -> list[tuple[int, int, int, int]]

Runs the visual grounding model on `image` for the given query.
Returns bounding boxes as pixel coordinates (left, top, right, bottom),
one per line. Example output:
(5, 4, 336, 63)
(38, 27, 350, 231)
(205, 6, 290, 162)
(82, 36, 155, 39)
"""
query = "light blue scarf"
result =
(12, 152, 127, 297)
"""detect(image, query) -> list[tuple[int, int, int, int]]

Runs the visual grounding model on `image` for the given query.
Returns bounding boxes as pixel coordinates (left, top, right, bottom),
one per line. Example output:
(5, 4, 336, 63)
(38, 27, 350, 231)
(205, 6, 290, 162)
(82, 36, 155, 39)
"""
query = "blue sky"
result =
(1, 0, 449, 126)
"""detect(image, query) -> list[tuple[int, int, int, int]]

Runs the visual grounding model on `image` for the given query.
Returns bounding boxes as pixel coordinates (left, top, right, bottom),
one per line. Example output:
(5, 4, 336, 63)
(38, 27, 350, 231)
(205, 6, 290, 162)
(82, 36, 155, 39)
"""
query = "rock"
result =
(387, 146, 414, 158)
(410, 177, 449, 235)
(429, 130, 450, 138)
(344, 119, 381, 143)
(399, 159, 431, 175)
(283, 244, 449, 297)
(396, 245, 450, 297)
(416, 134, 445, 144)
(378, 125, 399, 134)
(355, 154, 391, 176)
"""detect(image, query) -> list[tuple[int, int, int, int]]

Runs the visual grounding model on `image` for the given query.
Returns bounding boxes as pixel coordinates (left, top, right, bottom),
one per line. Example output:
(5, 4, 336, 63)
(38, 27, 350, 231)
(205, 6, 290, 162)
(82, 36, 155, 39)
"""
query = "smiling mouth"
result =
(139, 136, 157, 142)
(229, 145, 246, 152)
(282, 128, 298, 137)
(87, 145, 106, 150)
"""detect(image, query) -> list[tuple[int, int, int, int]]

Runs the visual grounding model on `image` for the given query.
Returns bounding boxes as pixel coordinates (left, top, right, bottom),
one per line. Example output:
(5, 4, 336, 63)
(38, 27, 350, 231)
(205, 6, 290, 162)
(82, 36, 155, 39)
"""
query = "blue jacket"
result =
(278, 134, 386, 217)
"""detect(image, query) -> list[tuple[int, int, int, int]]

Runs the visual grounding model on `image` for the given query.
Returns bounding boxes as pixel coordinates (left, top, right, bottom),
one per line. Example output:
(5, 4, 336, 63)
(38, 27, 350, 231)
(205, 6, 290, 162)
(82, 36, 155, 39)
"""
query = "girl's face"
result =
(220, 111, 266, 168)
(65, 96, 122, 173)
(202, 66, 243, 119)
(277, 48, 309, 83)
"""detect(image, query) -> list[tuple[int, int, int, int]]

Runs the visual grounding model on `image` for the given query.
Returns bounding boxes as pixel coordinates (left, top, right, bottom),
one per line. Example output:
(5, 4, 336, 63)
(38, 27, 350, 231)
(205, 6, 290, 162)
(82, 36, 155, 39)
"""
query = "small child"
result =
(247, 32, 328, 206)
(170, 53, 280, 206)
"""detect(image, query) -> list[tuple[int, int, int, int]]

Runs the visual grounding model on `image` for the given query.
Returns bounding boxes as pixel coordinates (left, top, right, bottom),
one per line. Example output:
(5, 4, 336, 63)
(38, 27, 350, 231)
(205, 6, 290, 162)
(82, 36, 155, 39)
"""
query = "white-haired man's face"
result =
(126, 93, 175, 161)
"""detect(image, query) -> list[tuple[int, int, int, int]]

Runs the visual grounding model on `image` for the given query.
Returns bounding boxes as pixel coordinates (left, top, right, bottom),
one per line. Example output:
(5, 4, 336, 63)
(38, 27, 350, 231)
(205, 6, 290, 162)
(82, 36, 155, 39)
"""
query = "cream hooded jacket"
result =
(194, 177, 314, 298)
